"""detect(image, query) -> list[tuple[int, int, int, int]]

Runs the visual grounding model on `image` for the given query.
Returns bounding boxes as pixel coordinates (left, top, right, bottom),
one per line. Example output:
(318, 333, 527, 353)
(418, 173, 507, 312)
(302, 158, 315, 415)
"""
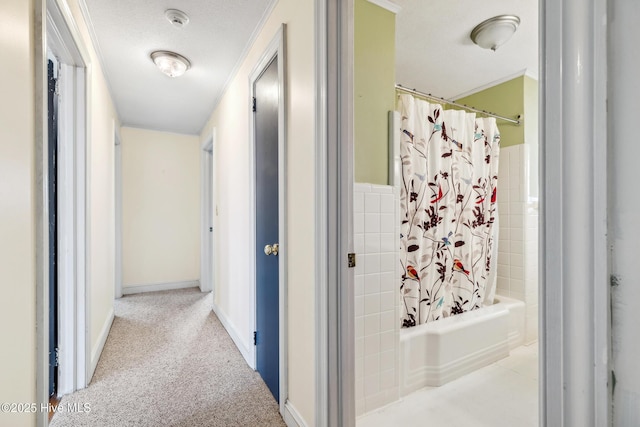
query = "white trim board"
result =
(122, 280, 200, 295)
(283, 400, 307, 427)
(77, 0, 121, 119)
(212, 302, 255, 369)
(200, 131, 216, 294)
(88, 307, 114, 382)
(366, 0, 401, 14)
(38, 2, 92, 425)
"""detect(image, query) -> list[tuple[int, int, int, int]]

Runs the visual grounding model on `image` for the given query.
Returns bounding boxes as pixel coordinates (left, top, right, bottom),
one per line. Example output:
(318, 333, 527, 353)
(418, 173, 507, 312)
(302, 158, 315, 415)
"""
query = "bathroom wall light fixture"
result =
(150, 51, 191, 77)
(470, 15, 520, 51)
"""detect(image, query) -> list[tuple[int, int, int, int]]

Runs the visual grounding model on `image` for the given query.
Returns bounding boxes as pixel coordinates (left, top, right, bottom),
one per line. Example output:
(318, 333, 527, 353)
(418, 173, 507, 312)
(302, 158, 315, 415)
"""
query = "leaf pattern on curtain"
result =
(399, 94, 500, 327)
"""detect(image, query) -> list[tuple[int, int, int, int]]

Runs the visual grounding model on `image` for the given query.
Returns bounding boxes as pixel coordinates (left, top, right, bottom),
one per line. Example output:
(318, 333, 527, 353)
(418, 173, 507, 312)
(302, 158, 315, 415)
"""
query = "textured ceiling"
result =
(83, 0, 537, 135)
(83, 0, 275, 135)
(394, 0, 538, 99)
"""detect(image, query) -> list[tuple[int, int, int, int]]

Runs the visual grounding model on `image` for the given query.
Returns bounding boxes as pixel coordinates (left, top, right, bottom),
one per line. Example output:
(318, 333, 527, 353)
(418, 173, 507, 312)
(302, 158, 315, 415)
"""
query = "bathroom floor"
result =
(357, 343, 539, 427)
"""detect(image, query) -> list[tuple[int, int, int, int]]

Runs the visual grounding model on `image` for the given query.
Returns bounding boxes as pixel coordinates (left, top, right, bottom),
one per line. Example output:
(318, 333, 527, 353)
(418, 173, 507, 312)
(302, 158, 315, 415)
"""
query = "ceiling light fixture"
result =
(150, 51, 191, 78)
(470, 15, 520, 51)
(165, 9, 190, 28)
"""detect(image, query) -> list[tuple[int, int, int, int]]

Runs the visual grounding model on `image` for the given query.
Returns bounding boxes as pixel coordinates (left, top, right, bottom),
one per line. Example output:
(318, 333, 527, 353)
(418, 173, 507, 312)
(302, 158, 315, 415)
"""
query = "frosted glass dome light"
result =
(150, 51, 191, 78)
(470, 15, 521, 51)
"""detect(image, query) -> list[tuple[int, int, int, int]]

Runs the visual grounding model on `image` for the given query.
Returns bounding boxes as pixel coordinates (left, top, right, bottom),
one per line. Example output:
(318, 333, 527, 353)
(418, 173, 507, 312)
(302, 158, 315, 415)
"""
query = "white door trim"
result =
(318, 1, 355, 426)
(200, 131, 215, 294)
(540, 0, 610, 425)
(36, 1, 91, 425)
(325, 0, 613, 426)
(248, 24, 289, 415)
(114, 123, 122, 299)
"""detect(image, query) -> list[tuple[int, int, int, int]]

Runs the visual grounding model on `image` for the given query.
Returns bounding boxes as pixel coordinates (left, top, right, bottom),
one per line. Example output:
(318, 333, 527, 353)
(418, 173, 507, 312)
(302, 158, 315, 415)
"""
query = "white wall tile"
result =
(364, 273, 381, 295)
(380, 194, 395, 213)
(380, 331, 395, 352)
(356, 339, 364, 361)
(380, 233, 396, 252)
(355, 213, 365, 234)
(365, 254, 381, 274)
(380, 310, 395, 333)
(365, 213, 380, 233)
(371, 184, 393, 194)
(380, 214, 395, 232)
(380, 350, 396, 370)
(355, 295, 364, 317)
(379, 271, 395, 293)
(380, 291, 395, 312)
(364, 334, 380, 356)
(365, 193, 381, 213)
(365, 294, 381, 315)
(355, 183, 372, 193)
(354, 192, 365, 213)
(364, 313, 380, 336)
(364, 354, 381, 377)
(354, 183, 401, 413)
(355, 316, 364, 339)
(355, 275, 364, 296)
(355, 355, 363, 380)
(380, 369, 396, 390)
(365, 233, 381, 253)
(355, 233, 365, 254)
(379, 252, 396, 273)
(363, 373, 380, 395)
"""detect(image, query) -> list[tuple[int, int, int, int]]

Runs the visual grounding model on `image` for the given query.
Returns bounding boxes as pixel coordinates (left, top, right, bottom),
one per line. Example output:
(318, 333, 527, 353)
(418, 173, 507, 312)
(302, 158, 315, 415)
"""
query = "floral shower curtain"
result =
(399, 93, 500, 327)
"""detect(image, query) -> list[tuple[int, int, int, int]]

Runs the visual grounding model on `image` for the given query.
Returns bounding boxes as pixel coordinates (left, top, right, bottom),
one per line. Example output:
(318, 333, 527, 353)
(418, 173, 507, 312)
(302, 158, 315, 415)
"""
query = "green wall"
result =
(354, 0, 396, 184)
(455, 76, 525, 148)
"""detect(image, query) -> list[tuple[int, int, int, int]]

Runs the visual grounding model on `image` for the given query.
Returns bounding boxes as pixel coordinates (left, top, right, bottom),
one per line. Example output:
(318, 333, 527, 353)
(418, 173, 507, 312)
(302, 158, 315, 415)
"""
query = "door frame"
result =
(248, 24, 289, 414)
(323, 0, 611, 426)
(114, 123, 123, 298)
(36, 0, 91, 424)
(200, 130, 216, 294)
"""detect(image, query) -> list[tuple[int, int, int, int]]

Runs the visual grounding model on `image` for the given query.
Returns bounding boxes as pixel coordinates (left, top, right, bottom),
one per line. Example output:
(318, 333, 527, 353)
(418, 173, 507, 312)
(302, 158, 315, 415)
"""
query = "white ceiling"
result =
(394, 0, 538, 99)
(83, 0, 537, 135)
(83, 0, 275, 135)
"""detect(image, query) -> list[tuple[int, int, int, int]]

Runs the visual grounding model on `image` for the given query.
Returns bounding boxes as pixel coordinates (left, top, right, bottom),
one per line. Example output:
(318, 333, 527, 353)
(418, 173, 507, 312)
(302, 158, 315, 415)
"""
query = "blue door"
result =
(254, 56, 280, 402)
(47, 59, 59, 397)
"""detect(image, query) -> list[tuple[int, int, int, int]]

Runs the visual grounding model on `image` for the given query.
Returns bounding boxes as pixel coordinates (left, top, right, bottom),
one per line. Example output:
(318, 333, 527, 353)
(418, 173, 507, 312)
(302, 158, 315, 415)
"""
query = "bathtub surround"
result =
(358, 343, 538, 427)
(496, 144, 538, 343)
(399, 295, 525, 395)
(354, 183, 401, 416)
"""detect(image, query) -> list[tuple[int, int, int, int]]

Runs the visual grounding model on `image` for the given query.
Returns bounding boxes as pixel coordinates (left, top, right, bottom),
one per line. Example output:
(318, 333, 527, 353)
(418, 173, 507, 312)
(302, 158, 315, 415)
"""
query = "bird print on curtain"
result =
(398, 94, 500, 327)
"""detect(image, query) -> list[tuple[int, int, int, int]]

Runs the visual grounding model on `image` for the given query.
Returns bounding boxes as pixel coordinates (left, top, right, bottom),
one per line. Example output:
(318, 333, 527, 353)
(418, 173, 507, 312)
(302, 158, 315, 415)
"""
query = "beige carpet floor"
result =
(51, 288, 286, 427)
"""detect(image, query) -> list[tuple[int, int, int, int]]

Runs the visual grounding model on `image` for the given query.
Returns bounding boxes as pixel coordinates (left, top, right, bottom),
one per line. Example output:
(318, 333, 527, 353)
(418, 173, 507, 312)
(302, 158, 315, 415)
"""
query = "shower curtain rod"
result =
(395, 84, 521, 125)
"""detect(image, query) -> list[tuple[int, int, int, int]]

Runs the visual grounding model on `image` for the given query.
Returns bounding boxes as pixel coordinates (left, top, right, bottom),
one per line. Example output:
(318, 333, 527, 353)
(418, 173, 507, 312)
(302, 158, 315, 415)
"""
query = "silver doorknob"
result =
(263, 243, 279, 256)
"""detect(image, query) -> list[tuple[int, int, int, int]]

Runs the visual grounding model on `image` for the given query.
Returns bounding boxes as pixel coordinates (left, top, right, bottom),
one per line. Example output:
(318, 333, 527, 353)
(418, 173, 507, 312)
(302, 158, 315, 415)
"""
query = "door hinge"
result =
(54, 347, 60, 367)
(252, 97, 257, 113)
(348, 253, 356, 268)
(253, 331, 257, 346)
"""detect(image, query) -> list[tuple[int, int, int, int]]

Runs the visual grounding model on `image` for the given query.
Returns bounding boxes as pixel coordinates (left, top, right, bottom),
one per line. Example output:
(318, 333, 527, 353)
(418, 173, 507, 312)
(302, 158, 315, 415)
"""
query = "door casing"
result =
(320, 0, 611, 426)
(200, 131, 216, 294)
(36, 0, 91, 425)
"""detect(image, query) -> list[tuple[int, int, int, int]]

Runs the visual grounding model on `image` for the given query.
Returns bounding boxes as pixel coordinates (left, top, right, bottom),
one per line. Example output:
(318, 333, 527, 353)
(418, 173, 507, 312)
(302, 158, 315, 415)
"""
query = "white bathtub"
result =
(399, 295, 525, 395)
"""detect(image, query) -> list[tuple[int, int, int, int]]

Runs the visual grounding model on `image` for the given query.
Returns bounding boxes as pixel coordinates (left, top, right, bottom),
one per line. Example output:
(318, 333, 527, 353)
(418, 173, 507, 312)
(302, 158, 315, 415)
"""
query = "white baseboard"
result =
(89, 306, 114, 382)
(122, 280, 200, 295)
(211, 302, 255, 369)
(283, 400, 307, 427)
